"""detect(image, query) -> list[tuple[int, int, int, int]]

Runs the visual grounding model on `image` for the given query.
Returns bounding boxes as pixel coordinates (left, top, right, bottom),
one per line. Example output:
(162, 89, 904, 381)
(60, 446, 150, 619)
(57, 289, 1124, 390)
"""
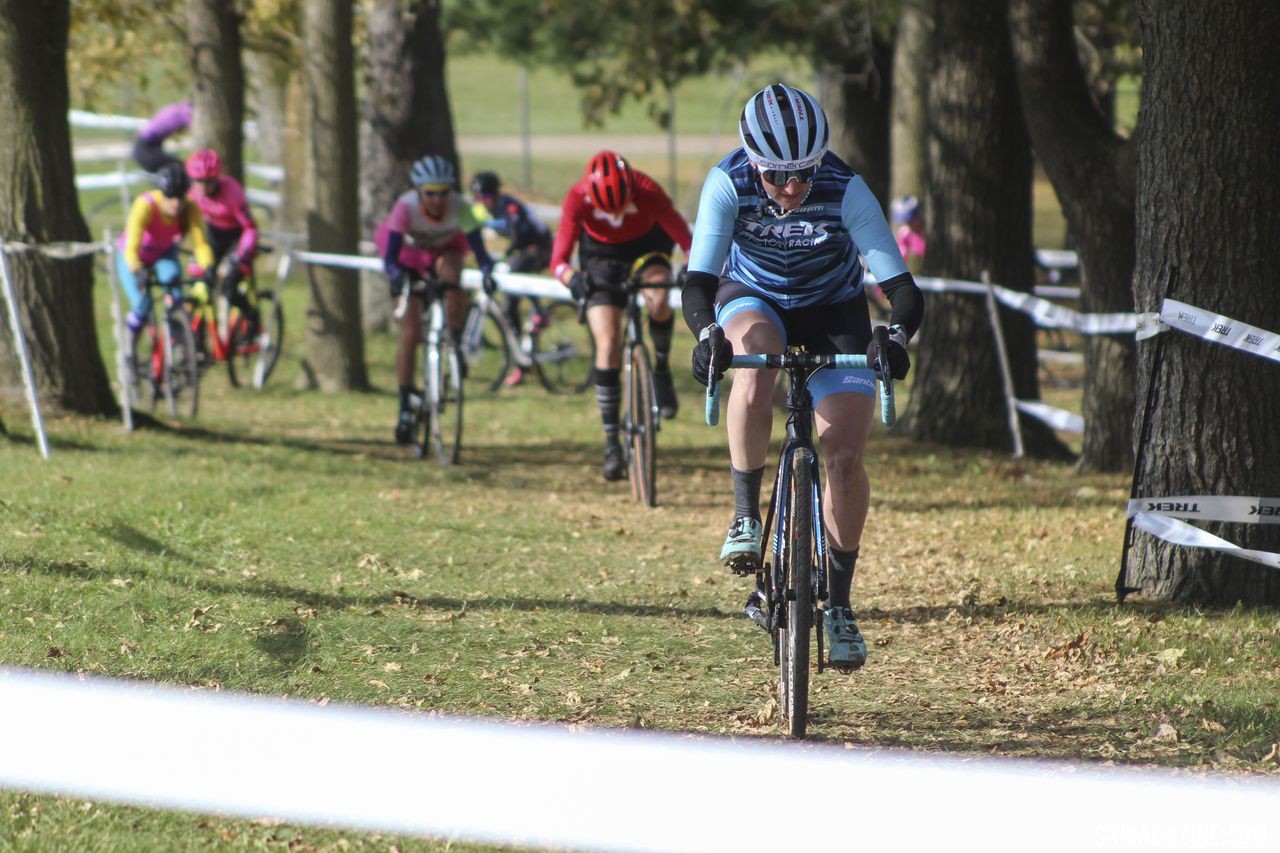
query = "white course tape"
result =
(75, 170, 150, 191)
(913, 276, 1134, 334)
(68, 109, 148, 131)
(2, 667, 1278, 853)
(1147, 299, 1280, 364)
(1013, 400, 1083, 434)
(1131, 512, 1280, 570)
(1035, 248, 1079, 270)
(1127, 496, 1280, 525)
(0, 240, 108, 259)
(288, 252, 579, 303)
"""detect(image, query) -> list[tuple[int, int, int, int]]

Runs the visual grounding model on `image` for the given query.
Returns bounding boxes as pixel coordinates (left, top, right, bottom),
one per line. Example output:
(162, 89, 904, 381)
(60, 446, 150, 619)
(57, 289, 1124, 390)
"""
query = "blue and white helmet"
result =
(410, 155, 455, 188)
(739, 84, 829, 171)
(891, 195, 921, 224)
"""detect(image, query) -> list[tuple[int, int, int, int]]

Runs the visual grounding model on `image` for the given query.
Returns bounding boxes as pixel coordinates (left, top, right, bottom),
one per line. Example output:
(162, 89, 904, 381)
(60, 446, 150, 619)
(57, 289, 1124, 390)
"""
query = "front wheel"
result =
(778, 447, 814, 738)
(624, 342, 658, 507)
(532, 300, 594, 395)
(160, 306, 200, 419)
(425, 323, 464, 465)
(461, 298, 514, 391)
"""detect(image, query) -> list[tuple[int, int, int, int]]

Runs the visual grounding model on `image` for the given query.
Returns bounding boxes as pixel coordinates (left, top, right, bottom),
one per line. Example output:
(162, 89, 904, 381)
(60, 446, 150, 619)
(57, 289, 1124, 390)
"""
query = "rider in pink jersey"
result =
(185, 150, 261, 323)
(891, 195, 926, 273)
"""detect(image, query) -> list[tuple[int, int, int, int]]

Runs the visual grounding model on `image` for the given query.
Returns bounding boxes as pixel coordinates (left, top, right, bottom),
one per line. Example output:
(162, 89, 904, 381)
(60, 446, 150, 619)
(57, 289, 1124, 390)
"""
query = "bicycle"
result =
(704, 325, 898, 738)
(581, 255, 676, 507)
(186, 250, 285, 390)
(122, 269, 201, 419)
(396, 275, 465, 465)
(460, 276, 594, 395)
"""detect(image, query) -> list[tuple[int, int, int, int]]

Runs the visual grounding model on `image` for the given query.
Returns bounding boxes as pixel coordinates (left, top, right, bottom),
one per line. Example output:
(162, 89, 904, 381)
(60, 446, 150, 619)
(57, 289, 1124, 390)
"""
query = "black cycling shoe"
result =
(602, 442, 626, 481)
(654, 368, 678, 419)
(394, 409, 416, 446)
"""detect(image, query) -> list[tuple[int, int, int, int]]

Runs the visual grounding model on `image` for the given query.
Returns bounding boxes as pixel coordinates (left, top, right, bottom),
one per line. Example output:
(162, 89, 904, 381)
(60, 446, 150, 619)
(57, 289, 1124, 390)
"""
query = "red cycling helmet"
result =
(586, 150, 634, 214)
(185, 149, 222, 181)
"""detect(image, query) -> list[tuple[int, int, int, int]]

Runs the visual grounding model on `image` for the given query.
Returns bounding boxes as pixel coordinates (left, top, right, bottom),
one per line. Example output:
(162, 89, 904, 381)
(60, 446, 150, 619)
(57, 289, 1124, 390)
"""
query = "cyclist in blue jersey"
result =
(681, 84, 925, 669)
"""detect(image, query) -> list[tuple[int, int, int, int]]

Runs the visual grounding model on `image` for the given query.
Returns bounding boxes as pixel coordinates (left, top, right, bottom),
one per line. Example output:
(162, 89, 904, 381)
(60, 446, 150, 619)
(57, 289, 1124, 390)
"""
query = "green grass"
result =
(1, 264, 1277, 848)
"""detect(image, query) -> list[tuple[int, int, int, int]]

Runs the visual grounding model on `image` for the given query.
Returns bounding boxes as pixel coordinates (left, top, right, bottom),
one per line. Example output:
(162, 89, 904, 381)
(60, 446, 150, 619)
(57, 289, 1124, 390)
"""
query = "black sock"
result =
(649, 315, 674, 372)
(594, 367, 621, 445)
(398, 385, 413, 411)
(731, 465, 765, 520)
(828, 547, 859, 610)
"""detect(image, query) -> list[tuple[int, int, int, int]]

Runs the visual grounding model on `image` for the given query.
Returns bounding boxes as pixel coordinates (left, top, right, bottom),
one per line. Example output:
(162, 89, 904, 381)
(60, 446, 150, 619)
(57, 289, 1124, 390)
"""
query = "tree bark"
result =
(1127, 0, 1280, 605)
(1009, 0, 1137, 474)
(359, 0, 456, 334)
(0, 0, 115, 416)
(816, 33, 892, 206)
(187, 0, 245, 182)
(245, 50, 285, 170)
(890, 0, 933, 203)
(901, 0, 1069, 459)
(300, 0, 366, 391)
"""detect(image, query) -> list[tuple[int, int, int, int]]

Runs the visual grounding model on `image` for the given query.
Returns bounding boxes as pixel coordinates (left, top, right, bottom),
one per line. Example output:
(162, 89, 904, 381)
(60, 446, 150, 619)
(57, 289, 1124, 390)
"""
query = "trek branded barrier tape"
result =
(1136, 298, 1280, 364)
(1127, 497, 1280, 570)
(1, 666, 1277, 853)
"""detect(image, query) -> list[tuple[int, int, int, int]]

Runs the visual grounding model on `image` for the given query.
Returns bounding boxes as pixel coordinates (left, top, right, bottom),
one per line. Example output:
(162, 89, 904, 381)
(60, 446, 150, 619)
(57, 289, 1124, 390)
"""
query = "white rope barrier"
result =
(1, 666, 1277, 853)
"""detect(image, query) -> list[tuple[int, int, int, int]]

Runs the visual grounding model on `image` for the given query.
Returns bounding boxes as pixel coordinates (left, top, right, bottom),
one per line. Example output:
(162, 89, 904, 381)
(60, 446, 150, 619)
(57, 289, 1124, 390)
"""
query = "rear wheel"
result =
(624, 343, 657, 507)
(426, 324, 464, 465)
(533, 300, 594, 394)
(778, 447, 814, 739)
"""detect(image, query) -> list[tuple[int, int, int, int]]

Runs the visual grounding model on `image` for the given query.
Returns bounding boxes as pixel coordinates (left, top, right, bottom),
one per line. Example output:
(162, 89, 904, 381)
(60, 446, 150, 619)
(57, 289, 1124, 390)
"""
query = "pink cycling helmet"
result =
(185, 149, 223, 181)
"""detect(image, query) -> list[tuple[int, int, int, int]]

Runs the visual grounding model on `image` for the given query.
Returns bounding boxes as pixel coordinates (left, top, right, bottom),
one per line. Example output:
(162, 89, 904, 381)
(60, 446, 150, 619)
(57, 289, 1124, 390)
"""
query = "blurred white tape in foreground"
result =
(1131, 512, 1280, 570)
(1, 667, 1278, 852)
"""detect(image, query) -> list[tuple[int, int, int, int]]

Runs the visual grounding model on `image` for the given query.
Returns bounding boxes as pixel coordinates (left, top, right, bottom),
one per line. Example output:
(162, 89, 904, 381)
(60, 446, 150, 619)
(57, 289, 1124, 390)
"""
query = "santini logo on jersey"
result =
(739, 219, 831, 249)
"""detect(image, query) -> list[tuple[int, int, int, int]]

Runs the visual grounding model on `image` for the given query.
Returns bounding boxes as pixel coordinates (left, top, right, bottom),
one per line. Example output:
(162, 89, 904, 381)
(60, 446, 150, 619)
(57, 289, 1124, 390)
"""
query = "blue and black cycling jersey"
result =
(687, 149, 908, 309)
(485, 194, 551, 254)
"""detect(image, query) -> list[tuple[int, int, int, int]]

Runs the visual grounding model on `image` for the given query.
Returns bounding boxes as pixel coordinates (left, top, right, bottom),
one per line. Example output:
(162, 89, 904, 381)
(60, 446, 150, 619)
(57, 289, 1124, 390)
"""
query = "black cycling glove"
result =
(691, 323, 733, 386)
(867, 324, 911, 380)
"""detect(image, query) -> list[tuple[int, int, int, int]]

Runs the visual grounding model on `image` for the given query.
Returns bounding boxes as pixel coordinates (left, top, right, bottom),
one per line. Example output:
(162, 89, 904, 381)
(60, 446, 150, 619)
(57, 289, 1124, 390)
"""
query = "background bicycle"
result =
(460, 273, 593, 395)
(582, 264, 676, 507)
(118, 268, 201, 421)
(397, 275, 465, 466)
(705, 325, 897, 738)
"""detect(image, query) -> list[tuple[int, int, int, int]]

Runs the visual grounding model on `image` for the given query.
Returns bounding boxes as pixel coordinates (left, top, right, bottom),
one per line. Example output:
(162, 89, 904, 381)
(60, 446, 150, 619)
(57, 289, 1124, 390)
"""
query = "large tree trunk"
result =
(187, 0, 245, 182)
(245, 50, 285, 169)
(360, 0, 457, 334)
(299, 0, 366, 391)
(0, 0, 115, 416)
(1126, 0, 1280, 605)
(890, 0, 933, 203)
(1009, 0, 1137, 474)
(816, 34, 892, 206)
(901, 0, 1069, 459)
(814, 6, 891, 205)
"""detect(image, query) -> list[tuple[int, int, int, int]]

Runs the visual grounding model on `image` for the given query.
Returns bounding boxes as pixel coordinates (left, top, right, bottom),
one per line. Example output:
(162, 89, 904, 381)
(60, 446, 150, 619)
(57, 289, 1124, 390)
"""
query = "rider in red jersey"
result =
(551, 151, 692, 481)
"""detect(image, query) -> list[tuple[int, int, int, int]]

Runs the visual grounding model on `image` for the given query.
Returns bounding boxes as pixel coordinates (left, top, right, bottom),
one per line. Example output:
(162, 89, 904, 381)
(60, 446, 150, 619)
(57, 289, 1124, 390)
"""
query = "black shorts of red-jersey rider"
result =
(577, 223, 674, 309)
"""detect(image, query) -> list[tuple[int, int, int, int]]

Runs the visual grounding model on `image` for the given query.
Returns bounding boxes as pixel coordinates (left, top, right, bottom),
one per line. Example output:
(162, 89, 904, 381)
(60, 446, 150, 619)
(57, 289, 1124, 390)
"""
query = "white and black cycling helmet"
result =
(410, 154, 455, 188)
(739, 84, 829, 172)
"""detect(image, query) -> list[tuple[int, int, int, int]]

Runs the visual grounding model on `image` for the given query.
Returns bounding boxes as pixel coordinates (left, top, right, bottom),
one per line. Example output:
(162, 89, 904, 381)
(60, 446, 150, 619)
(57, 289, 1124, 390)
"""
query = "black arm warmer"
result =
(878, 272, 925, 339)
(680, 271, 720, 336)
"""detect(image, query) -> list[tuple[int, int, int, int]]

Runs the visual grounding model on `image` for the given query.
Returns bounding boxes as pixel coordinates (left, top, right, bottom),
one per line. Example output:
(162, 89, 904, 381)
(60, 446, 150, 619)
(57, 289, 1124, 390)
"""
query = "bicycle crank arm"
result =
(744, 590, 771, 633)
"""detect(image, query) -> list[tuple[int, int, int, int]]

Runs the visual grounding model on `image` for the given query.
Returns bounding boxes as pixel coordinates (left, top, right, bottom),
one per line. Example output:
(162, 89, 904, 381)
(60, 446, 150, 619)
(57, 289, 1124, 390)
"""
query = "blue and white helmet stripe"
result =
(739, 84, 829, 171)
(410, 155, 455, 188)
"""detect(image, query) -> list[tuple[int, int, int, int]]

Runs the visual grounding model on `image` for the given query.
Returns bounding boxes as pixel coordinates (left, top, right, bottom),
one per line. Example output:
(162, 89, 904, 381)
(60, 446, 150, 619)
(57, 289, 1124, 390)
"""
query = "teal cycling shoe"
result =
(823, 607, 867, 670)
(720, 516, 763, 575)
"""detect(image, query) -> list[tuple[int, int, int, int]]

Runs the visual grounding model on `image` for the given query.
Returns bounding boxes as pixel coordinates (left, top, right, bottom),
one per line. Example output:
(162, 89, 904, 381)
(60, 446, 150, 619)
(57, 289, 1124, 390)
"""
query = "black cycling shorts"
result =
(578, 224, 674, 309)
(714, 279, 873, 355)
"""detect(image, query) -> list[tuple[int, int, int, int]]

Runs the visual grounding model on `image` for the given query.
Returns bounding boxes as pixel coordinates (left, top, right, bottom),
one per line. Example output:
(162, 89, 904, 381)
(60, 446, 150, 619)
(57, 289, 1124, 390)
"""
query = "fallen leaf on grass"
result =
(1152, 648, 1185, 666)
(1045, 632, 1087, 658)
(1261, 743, 1280, 766)
(383, 662, 402, 672)
(368, 680, 389, 690)
(1152, 723, 1179, 743)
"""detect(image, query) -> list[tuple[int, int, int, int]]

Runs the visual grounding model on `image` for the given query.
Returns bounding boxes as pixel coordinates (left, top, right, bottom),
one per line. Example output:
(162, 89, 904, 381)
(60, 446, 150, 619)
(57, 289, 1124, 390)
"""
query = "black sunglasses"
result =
(419, 187, 450, 198)
(758, 165, 818, 186)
